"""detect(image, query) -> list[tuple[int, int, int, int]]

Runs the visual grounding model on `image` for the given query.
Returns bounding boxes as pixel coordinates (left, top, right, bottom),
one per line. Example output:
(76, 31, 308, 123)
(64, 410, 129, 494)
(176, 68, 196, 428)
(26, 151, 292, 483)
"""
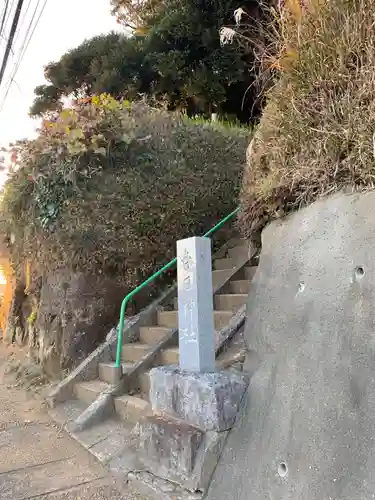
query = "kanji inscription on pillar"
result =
(176, 237, 215, 372)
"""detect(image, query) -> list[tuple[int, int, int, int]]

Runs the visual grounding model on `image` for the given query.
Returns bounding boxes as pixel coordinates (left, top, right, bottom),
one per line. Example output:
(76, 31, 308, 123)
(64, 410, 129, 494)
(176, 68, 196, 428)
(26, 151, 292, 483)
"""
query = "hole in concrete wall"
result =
(278, 462, 288, 478)
(297, 282, 305, 293)
(355, 266, 365, 279)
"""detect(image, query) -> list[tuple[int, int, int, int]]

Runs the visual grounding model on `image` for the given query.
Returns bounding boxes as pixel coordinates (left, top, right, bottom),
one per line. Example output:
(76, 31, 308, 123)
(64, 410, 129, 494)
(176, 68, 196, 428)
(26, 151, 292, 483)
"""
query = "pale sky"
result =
(0, 0, 120, 145)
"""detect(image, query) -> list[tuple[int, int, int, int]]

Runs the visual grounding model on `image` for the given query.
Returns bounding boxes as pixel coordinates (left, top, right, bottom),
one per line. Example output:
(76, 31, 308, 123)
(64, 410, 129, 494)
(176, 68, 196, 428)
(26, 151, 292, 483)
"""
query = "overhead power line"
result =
(0, 0, 10, 38)
(1, 0, 15, 38)
(6, 0, 40, 81)
(3, 0, 16, 33)
(0, 0, 48, 111)
(0, 0, 16, 48)
(0, 0, 16, 52)
(0, 0, 25, 88)
(12, 0, 32, 50)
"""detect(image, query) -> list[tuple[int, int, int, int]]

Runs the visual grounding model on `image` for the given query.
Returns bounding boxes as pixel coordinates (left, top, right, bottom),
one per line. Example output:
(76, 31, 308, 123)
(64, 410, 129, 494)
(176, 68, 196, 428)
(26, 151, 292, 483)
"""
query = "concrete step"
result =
(74, 379, 109, 405)
(157, 310, 178, 328)
(174, 280, 249, 309)
(139, 371, 150, 396)
(49, 399, 87, 427)
(212, 268, 235, 287)
(122, 343, 151, 363)
(99, 362, 134, 384)
(237, 265, 257, 281)
(214, 310, 235, 329)
(229, 280, 250, 294)
(225, 237, 245, 250)
(213, 258, 235, 270)
(173, 276, 250, 310)
(227, 244, 250, 261)
(78, 417, 134, 465)
(160, 347, 179, 365)
(214, 293, 247, 312)
(114, 394, 151, 423)
(139, 326, 171, 345)
(157, 310, 233, 330)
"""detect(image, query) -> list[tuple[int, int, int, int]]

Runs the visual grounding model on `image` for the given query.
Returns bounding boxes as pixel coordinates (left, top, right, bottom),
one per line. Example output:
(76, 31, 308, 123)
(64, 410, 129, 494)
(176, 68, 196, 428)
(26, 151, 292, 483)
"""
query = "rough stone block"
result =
(149, 365, 249, 431)
(138, 414, 204, 479)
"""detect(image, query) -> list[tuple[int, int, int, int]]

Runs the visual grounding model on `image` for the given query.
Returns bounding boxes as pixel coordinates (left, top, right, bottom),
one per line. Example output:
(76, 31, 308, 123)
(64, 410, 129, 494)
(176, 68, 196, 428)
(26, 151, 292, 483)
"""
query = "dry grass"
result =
(239, 0, 375, 235)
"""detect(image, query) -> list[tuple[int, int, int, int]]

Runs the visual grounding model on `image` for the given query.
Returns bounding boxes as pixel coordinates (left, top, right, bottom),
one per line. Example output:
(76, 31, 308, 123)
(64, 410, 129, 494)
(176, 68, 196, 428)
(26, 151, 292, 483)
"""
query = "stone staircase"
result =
(48, 234, 257, 487)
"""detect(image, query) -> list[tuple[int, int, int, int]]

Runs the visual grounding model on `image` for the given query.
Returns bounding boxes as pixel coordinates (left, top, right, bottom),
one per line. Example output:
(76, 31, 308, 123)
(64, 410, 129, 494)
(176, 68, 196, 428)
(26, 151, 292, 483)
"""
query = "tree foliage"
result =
(110, 0, 163, 29)
(31, 0, 266, 122)
(29, 33, 153, 116)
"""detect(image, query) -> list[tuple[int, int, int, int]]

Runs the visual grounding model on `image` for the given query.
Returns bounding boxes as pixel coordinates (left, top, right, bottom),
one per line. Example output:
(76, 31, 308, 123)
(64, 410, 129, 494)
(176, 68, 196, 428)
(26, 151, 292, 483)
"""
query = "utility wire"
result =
(13, 0, 45, 70)
(3, 0, 15, 35)
(0, 0, 47, 111)
(0, 0, 15, 56)
(0, 0, 24, 87)
(5, 0, 36, 84)
(0, 0, 10, 38)
(12, 0, 32, 49)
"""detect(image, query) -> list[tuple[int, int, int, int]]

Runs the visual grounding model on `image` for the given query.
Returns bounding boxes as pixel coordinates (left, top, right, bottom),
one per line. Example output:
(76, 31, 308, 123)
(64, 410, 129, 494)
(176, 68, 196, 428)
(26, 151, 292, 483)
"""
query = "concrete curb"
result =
(215, 304, 246, 357)
(46, 327, 118, 408)
(68, 391, 115, 433)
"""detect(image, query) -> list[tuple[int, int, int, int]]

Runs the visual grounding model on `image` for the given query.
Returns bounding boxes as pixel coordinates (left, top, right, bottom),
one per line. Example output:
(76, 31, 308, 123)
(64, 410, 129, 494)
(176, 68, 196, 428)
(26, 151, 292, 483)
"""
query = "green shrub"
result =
(1, 97, 249, 295)
(239, 0, 375, 236)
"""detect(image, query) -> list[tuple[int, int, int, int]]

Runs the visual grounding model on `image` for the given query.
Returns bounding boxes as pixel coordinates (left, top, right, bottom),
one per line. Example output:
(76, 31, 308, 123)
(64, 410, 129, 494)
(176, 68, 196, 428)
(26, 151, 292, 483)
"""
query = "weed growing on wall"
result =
(240, 0, 375, 235)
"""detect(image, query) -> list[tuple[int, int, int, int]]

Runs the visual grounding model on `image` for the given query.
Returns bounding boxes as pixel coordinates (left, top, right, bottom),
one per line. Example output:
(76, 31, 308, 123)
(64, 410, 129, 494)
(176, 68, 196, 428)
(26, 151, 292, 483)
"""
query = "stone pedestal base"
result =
(149, 365, 249, 431)
(134, 413, 231, 492)
(135, 366, 249, 493)
(138, 414, 204, 480)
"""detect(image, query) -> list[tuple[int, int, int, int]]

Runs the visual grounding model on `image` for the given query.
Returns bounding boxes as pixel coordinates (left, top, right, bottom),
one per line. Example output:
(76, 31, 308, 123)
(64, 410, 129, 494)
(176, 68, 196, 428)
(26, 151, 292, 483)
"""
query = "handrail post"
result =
(115, 297, 128, 368)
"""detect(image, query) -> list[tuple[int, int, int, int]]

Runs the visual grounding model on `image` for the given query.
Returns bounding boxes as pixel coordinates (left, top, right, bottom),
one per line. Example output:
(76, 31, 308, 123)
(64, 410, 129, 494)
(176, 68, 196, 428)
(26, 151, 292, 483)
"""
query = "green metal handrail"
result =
(115, 207, 240, 368)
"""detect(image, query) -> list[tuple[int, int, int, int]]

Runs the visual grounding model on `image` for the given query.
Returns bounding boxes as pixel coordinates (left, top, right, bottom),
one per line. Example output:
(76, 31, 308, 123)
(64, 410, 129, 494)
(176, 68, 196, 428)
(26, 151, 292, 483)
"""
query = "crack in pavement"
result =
(0, 455, 77, 476)
(15, 477, 107, 500)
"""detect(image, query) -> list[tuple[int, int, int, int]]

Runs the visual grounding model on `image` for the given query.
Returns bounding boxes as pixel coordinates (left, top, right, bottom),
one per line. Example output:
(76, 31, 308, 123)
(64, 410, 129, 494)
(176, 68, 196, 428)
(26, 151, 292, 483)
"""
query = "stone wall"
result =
(6, 268, 127, 378)
(207, 192, 375, 500)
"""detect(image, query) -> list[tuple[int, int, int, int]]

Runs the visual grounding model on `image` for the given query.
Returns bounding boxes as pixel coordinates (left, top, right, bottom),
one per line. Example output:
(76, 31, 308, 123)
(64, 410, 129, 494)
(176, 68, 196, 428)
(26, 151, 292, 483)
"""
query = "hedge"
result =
(1, 97, 249, 297)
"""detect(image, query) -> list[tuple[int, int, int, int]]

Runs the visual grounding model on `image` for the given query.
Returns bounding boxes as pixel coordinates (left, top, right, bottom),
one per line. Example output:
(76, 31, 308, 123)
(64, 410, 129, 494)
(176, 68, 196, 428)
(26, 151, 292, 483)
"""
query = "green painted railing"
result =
(115, 207, 240, 368)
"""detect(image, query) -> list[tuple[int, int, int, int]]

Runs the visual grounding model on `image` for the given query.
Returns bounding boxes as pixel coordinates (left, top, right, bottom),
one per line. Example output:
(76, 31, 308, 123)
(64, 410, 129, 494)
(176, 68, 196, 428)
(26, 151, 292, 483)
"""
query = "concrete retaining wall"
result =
(207, 192, 375, 500)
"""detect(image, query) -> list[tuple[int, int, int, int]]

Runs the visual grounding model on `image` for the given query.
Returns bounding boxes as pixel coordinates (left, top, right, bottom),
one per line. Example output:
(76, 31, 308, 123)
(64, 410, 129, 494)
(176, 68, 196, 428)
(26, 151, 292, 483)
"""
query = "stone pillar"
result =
(176, 236, 215, 373)
(134, 238, 250, 493)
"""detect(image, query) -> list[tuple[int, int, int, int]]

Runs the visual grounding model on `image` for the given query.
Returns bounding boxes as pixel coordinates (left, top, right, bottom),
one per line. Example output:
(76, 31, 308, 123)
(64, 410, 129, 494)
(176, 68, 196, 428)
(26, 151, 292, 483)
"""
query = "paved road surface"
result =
(0, 343, 146, 500)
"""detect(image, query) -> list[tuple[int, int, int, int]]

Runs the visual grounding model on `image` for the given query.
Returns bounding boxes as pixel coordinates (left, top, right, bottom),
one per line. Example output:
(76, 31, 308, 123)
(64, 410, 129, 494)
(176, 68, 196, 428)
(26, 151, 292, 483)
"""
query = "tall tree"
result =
(31, 1, 265, 122)
(110, 0, 165, 29)
(30, 33, 154, 116)
(142, 0, 262, 120)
